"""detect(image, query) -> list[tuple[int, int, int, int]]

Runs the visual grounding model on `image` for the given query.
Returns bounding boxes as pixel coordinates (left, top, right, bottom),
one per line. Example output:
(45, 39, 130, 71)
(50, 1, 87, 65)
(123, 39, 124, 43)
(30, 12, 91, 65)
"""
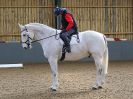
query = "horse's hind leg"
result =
(92, 54, 104, 90)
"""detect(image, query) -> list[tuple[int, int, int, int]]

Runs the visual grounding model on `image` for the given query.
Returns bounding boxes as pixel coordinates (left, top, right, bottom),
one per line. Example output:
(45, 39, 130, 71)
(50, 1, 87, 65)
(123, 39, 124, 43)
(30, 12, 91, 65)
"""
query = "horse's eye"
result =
(23, 34, 26, 36)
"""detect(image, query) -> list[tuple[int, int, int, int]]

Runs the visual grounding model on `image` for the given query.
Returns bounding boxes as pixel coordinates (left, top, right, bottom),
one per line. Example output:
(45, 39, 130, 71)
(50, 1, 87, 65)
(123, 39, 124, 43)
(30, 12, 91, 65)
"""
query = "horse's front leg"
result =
(48, 57, 59, 91)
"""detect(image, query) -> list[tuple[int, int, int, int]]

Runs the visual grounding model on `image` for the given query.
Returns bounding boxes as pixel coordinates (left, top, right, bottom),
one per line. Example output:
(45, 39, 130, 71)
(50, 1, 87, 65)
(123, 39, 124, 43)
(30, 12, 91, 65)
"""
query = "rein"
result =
(21, 25, 79, 44)
(31, 32, 79, 43)
(31, 33, 60, 43)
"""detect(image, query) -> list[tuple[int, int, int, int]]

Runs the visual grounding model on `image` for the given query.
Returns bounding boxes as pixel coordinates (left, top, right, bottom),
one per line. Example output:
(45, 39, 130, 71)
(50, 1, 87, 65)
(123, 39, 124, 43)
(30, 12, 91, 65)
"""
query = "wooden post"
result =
(54, 0, 61, 29)
(105, 0, 109, 32)
(112, 0, 116, 32)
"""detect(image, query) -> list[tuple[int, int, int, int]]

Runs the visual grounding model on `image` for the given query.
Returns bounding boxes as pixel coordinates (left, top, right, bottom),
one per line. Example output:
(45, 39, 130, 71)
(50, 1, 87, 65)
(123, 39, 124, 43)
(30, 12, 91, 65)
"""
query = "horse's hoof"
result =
(92, 87, 98, 90)
(92, 85, 103, 90)
(98, 86, 103, 89)
(50, 88, 57, 91)
(52, 89, 57, 91)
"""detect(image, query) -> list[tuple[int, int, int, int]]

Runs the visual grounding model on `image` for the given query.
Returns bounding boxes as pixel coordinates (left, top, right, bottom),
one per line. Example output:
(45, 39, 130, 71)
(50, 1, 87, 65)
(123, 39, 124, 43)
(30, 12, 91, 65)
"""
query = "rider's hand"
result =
(61, 29, 67, 33)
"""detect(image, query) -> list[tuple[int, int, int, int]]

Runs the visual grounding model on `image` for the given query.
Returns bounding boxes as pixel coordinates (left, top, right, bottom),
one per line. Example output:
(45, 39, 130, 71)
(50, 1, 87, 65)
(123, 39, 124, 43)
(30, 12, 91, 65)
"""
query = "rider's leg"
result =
(60, 29, 76, 53)
(60, 32, 71, 53)
(67, 29, 76, 39)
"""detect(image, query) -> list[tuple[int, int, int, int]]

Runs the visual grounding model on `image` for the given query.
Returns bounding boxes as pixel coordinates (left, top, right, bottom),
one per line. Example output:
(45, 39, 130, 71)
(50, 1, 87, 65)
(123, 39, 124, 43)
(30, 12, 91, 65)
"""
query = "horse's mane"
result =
(26, 23, 55, 32)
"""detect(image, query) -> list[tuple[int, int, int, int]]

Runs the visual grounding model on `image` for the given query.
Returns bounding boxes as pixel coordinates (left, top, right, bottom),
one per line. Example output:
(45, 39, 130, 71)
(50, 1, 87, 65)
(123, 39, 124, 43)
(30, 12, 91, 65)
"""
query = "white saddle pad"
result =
(59, 35, 80, 45)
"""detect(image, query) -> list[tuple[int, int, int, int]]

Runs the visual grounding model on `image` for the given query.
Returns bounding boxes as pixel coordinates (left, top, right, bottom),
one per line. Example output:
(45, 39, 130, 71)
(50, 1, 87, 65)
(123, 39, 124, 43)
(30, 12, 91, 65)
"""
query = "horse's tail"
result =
(103, 35, 109, 74)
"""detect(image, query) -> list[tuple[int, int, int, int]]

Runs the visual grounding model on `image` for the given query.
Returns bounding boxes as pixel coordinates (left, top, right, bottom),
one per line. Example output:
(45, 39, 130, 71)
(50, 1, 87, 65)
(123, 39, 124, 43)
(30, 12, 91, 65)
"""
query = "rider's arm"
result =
(65, 13, 74, 31)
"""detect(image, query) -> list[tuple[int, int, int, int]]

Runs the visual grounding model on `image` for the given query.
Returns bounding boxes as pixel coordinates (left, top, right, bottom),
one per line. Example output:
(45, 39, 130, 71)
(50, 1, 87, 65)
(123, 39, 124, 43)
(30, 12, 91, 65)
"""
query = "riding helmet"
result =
(54, 7, 67, 15)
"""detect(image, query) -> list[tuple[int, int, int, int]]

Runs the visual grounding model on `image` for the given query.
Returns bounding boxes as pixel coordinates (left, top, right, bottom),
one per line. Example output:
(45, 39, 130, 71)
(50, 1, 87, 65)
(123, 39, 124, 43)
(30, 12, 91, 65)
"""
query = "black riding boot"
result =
(65, 42, 71, 53)
(60, 33, 71, 53)
(62, 37, 71, 53)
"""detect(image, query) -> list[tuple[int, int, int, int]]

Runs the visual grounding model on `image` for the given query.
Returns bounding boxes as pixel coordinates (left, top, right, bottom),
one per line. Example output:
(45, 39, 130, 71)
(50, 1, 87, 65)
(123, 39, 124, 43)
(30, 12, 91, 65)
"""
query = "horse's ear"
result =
(18, 23, 24, 29)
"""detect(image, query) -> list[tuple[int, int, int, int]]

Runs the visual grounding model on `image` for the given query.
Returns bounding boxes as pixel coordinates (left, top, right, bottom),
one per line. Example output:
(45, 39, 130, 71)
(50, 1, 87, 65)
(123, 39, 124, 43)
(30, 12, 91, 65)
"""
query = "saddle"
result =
(60, 34, 80, 61)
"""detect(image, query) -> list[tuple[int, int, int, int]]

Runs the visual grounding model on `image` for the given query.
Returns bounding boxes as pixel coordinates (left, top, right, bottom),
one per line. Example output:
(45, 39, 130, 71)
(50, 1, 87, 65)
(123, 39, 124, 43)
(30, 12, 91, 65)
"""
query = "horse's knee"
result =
(51, 69, 57, 76)
(53, 73, 57, 77)
(98, 68, 102, 75)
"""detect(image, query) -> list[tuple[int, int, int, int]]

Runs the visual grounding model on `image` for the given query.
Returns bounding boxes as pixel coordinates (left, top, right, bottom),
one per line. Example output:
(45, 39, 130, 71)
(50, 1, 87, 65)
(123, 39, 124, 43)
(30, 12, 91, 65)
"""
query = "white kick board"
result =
(0, 64, 23, 68)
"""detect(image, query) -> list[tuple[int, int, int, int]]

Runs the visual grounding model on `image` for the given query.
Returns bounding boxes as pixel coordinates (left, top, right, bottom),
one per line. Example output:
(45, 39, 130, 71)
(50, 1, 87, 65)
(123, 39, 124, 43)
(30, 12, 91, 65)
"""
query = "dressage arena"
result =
(0, 61, 133, 99)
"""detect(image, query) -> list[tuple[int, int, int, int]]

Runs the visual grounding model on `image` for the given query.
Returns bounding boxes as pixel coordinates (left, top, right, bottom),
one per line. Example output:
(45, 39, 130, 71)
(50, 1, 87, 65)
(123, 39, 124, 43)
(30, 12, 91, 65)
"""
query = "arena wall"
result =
(0, 41, 133, 63)
(0, 0, 132, 63)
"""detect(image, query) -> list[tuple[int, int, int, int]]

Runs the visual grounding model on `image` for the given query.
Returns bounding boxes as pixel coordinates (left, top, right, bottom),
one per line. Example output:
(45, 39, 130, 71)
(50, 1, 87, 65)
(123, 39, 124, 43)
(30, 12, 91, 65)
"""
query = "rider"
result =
(54, 7, 78, 53)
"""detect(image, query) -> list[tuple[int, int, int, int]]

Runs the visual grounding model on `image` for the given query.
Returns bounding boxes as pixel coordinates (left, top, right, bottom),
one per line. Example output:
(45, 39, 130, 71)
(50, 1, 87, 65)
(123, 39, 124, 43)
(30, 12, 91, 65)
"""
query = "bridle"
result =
(20, 26, 60, 47)
(20, 26, 33, 48)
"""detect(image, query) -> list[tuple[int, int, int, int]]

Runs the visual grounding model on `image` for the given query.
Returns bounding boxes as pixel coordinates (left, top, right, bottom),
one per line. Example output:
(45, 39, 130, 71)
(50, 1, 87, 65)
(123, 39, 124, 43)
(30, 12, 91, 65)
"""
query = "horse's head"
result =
(18, 23, 34, 49)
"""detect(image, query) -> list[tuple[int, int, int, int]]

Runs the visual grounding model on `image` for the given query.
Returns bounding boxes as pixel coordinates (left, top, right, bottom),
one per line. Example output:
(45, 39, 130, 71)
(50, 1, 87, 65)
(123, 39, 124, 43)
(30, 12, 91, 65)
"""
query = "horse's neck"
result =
(27, 24, 58, 40)
(36, 30, 54, 39)
(35, 29, 60, 41)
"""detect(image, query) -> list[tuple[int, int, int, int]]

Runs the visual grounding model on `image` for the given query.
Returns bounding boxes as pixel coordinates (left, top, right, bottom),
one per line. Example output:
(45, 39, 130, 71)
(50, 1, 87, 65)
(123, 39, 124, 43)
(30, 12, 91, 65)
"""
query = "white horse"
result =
(18, 23, 108, 91)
